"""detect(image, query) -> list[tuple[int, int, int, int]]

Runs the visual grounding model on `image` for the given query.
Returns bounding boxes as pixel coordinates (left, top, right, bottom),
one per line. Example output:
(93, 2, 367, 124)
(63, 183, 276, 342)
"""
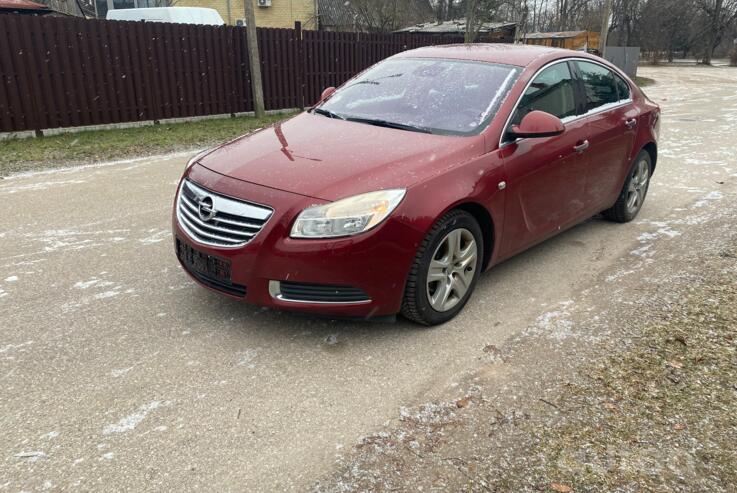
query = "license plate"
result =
(176, 238, 231, 283)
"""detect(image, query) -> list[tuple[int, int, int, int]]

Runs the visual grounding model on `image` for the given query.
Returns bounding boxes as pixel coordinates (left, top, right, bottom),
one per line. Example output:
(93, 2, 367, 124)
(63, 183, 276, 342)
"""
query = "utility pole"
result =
(244, 0, 266, 118)
(599, 0, 613, 56)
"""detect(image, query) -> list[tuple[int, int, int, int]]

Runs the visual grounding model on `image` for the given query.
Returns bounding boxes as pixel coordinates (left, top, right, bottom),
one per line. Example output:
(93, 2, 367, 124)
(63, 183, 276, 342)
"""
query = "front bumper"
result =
(172, 164, 423, 318)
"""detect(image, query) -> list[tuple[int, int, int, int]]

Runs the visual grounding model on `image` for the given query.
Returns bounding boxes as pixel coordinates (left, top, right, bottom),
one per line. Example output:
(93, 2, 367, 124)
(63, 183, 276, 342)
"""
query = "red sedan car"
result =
(173, 44, 660, 325)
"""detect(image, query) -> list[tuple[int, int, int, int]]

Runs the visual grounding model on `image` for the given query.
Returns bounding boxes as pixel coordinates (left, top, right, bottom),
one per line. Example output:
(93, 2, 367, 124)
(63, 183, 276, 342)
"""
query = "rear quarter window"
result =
(614, 74, 631, 101)
(577, 61, 621, 112)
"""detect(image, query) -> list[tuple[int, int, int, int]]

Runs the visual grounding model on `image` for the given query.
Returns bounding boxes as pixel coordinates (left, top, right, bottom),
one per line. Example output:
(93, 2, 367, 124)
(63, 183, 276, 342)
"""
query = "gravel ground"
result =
(1, 65, 735, 491)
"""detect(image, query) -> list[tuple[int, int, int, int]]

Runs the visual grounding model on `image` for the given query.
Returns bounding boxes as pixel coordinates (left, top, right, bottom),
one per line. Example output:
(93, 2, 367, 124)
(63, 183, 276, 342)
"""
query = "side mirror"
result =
(319, 86, 336, 103)
(508, 111, 565, 139)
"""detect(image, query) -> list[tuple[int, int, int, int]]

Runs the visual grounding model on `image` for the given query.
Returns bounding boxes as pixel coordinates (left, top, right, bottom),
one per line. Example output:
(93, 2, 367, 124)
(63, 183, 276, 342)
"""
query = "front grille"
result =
(278, 281, 371, 303)
(177, 179, 273, 248)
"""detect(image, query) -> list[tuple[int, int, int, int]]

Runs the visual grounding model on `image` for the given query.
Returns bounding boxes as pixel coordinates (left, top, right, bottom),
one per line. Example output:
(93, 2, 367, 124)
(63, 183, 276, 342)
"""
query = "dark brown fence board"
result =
(0, 16, 19, 131)
(5, 16, 37, 130)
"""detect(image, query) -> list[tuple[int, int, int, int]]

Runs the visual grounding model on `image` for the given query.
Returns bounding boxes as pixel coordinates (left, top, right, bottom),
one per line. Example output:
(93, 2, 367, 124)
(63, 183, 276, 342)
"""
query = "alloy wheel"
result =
(626, 158, 650, 214)
(426, 228, 478, 312)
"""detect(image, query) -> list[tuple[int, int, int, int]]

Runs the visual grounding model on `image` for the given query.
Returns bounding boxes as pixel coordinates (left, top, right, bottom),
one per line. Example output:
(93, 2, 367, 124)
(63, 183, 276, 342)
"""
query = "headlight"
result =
(184, 149, 211, 171)
(291, 189, 406, 238)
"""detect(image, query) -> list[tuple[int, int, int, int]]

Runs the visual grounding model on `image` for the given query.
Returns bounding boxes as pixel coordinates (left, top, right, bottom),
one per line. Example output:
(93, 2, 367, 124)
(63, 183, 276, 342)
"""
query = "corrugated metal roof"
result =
(0, 0, 49, 10)
(524, 31, 588, 39)
(395, 19, 516, 34)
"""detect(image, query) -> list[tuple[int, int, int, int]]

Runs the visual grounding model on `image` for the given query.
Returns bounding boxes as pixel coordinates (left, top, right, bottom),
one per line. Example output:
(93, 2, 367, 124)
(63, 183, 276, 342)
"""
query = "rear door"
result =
(499, 61, 591, 257)
(574, 60, 639, 210)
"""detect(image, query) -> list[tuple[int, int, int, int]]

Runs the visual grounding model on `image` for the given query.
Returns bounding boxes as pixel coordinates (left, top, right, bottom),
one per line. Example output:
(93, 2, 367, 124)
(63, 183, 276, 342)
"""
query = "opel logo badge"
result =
(198, 196, 216, 222)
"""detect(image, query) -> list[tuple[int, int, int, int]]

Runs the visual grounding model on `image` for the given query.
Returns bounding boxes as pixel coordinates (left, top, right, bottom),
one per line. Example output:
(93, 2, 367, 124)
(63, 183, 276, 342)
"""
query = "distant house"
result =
(524, 30, 600, 52)
(0, 0, 86, 16)
(0, 0, 52, 15)
(395, 20, 517, 44)
(147, 0, 316, 28)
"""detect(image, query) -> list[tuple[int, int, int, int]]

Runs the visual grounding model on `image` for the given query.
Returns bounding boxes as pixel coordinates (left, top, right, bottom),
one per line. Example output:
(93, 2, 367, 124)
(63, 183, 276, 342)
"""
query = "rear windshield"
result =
(317, 58, 520, 136)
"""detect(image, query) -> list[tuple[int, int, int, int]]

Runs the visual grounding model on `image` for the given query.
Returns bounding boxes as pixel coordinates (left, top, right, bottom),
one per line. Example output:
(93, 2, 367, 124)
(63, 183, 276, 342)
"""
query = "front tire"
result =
(401, 210, 483, 326)
(603, 150, 652, 223)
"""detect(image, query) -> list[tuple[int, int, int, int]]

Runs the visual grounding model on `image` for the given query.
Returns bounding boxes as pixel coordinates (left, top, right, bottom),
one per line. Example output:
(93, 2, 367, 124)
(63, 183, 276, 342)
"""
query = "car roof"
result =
(392, 43, 585, 68)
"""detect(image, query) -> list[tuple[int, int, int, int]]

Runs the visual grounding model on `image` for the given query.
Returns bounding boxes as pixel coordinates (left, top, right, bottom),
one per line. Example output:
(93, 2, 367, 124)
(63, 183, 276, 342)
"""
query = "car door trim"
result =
(499, 57, 633, 149)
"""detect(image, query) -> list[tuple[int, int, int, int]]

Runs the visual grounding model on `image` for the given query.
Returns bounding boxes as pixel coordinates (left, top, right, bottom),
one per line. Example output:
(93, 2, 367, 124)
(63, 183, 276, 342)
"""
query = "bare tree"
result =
(464, 0, 506, 41)
(695, 0, 737, 63)
(348, 0, 435, 32)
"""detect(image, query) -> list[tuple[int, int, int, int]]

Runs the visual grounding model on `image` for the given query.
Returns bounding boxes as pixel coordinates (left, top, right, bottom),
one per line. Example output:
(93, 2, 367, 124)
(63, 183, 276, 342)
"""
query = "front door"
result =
(499, 61, 590, 257)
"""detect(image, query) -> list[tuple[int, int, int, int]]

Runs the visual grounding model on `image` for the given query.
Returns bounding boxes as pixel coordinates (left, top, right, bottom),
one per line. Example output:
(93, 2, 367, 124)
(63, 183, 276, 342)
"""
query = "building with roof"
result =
(524, 30, 600, 52)
(164, 0, 316, 28)
(395, 20, 517, 43)
(0, 0, 52, 14)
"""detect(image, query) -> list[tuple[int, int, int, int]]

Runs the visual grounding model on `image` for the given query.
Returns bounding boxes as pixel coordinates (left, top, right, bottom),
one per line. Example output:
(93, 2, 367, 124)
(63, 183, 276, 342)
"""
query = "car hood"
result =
(196, 113, 485, 201)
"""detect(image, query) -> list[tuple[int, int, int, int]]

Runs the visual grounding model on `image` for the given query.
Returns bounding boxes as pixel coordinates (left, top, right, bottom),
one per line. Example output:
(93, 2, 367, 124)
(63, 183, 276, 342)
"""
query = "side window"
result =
(614, 74, 631, 101)
(577, 61, 620, 112)
(511, 62, 577, 126)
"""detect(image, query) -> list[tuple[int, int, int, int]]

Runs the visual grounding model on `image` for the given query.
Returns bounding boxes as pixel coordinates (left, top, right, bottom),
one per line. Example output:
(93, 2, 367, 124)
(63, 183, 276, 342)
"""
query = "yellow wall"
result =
(176, 0, 316, 28)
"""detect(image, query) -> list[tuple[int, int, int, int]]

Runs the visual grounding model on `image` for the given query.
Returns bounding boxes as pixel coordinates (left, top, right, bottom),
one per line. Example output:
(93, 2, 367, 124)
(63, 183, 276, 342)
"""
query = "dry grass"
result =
(479, 248, 737, 492)
(0, 112, 294, 177)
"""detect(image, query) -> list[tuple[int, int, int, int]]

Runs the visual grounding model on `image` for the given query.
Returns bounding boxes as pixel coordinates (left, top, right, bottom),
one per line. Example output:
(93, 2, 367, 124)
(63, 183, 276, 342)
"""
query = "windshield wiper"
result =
(312, 108, 344, 119)
(344, 73, 404, 89)
(344, 117, 432, 134)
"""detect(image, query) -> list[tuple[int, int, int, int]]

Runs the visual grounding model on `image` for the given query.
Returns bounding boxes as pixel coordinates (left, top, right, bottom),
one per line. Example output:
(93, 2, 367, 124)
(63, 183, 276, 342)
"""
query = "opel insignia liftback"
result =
(173, 44, 660, 325)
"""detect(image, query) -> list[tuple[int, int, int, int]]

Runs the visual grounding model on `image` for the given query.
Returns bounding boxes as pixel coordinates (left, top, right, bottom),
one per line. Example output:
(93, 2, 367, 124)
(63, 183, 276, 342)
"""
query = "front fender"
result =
(396, 150, 506, 269)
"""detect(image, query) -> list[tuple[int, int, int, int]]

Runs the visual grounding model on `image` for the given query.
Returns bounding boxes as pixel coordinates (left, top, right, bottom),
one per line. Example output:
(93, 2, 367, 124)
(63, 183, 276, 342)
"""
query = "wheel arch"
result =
(453, 201, 496, 271)
(642, 142, 658, 173)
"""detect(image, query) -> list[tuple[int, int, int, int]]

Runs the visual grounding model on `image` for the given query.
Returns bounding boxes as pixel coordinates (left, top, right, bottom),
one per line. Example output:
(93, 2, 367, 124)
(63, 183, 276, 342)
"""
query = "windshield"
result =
(315, 58, 520, 136)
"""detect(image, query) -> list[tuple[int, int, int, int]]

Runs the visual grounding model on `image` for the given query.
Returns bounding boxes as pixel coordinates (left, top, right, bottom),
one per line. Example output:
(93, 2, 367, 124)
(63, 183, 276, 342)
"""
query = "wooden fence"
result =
(0, 14, 465, 133)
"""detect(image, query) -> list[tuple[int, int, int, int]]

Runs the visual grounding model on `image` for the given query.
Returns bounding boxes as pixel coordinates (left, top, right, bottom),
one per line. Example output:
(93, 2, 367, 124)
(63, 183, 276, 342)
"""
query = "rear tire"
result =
(603, 150, 652, 223)
(401, 210, 483, 326)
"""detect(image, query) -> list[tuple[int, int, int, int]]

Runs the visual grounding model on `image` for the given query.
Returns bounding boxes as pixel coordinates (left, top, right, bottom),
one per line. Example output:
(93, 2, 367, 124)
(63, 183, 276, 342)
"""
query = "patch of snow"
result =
(102, 401, 161, 435)
(0, 179, 87, 195)
(74, 278, 114, 289)
(1, 150, 199, 181)
(139, 229, 171, 245)
(325, 334, 339, 346)
(693, 190, 723, 208)
(111, 367, 133, 378)
(631, 244, 654, 257)
(14, 451, 47, 462)
(0, 341, 34, 354)
(4, 276, 18, 282)
(237, 349, 259, 368)
(94, 290, 120, 300)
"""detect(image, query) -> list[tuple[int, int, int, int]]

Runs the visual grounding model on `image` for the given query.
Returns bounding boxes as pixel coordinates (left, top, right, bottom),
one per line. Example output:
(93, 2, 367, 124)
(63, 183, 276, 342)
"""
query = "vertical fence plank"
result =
(0, 15, 21, 131)
(5, 15, 39, 130)
(21, 15, 51, 130)
(164, 23, 180, 118)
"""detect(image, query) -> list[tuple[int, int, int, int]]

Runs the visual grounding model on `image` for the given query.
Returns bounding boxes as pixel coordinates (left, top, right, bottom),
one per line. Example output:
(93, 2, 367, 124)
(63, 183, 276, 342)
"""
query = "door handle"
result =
(625, 118, 638, 129)
(573, 140, 590, 153)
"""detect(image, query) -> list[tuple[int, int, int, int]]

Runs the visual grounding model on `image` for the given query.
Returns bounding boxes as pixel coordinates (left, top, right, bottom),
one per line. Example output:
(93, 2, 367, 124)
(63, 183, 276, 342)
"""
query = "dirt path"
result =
(1, 65, 735, 491)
